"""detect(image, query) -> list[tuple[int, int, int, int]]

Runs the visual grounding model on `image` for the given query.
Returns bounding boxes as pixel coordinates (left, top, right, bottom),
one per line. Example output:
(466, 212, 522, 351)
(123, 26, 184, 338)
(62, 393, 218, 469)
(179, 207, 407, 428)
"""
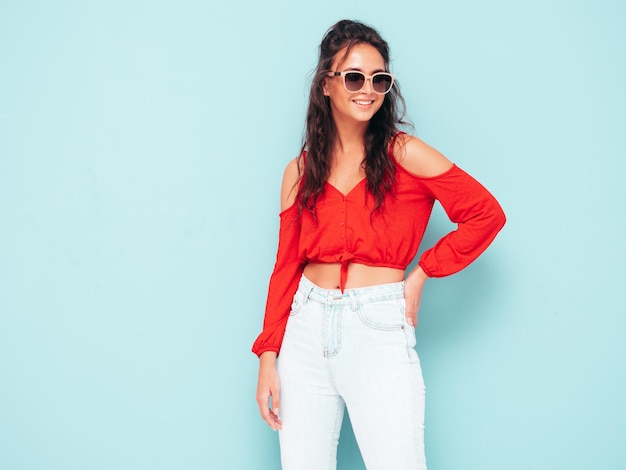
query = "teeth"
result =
(354, 100, 374, 105)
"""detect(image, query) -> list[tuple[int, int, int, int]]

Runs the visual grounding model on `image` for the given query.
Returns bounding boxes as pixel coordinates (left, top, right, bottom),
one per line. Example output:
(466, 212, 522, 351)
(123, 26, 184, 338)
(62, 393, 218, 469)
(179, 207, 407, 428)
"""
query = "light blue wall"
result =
(1, 1, 624, 469)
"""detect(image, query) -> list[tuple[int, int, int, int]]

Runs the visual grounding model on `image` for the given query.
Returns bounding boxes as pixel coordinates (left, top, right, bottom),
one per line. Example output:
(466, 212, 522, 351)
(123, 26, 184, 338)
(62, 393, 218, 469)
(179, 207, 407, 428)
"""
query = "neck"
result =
(332, 119, 368, 161)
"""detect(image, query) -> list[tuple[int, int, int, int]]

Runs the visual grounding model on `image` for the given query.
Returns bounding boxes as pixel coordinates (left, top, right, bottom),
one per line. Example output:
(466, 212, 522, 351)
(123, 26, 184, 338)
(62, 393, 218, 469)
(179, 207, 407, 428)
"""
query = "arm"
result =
(256, 351, 281, 430)
(395, 135, 506, 325)
(251, 158, 302, 356)
(254, 158, 302, 430)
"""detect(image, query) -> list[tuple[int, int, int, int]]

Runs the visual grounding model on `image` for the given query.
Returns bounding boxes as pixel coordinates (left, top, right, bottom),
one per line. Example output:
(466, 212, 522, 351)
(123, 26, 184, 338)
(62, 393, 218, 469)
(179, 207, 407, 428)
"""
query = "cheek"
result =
(328, 81, 345, 98)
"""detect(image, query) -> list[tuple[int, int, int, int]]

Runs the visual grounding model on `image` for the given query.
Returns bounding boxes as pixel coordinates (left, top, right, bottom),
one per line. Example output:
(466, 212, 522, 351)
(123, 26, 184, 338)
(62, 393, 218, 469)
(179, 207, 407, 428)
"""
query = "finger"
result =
(257, 393, 282, 431)
(271, 389, 282, 429)
(266, 406, 282, 430)
(405, 306, 418, 327)
(404, 301, 413, 322)
(269, 408, 283, 430)
(272, 391, 280, 420)
(261, 405, 281, 430)
(256, 393, 273, 422)
(267, 412, 282, 430)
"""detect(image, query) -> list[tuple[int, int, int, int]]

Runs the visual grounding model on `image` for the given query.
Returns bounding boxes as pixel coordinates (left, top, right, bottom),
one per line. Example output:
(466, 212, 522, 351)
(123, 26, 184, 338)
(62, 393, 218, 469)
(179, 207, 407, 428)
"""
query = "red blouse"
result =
(252, 146, 506, 357)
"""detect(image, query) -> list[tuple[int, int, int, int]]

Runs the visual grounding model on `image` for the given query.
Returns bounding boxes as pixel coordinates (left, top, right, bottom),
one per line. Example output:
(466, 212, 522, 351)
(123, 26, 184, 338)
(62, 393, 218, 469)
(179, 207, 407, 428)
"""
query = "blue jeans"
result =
(277, 275, 427, 470)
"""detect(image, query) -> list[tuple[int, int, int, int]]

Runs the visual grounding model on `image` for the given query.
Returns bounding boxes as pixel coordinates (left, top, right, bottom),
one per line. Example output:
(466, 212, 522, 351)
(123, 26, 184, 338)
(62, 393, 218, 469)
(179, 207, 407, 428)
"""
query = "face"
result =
(323, 43, 387, 125)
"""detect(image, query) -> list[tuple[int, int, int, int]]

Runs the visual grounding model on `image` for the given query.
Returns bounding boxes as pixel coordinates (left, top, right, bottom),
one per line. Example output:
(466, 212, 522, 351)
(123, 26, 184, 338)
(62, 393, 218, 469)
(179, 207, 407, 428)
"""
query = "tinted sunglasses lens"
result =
(344, 72, 365, 91)
(372, 74, 393, 93)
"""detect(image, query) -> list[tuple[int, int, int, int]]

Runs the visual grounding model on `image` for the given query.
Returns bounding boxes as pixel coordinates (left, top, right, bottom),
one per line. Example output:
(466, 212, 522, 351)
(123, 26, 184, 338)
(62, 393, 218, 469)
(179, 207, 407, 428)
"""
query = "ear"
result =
(322, 77, 330, 96)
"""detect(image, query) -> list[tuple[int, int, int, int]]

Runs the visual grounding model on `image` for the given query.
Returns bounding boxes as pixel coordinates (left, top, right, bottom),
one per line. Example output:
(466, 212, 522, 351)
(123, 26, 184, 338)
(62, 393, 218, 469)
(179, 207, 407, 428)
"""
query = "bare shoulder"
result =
(393, 134, 453, 178)
(280, 157, 302, 211)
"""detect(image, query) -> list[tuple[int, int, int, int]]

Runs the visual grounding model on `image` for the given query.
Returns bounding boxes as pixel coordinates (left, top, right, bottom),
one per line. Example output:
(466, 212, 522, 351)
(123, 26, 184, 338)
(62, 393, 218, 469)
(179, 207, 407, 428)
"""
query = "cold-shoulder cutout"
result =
(392, 133, 454, 178)
(280, 157, 302, 212)
(397, 162, 460, 181)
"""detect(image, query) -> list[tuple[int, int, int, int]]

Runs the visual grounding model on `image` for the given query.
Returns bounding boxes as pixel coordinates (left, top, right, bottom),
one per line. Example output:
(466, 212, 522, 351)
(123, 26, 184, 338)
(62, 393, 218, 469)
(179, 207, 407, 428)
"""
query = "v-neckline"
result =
(325, 178, 366, 198)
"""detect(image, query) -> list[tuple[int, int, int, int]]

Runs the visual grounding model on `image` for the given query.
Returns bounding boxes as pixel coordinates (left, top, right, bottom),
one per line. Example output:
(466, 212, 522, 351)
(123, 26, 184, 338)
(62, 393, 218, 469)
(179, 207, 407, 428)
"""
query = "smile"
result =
(353, 100, 375, 106)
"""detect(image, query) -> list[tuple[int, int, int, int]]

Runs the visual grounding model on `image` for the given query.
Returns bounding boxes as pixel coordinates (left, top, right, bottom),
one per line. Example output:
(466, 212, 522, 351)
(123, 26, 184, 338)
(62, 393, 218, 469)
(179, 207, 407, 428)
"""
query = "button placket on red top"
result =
(340, 197, 347, 242)
(338, 197, 350, 291)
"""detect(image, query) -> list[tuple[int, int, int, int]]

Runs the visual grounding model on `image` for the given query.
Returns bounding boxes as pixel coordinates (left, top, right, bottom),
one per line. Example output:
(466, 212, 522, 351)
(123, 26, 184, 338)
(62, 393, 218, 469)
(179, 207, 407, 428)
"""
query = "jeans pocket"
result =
(357, 298, 405, 331)
(289, 290, 306, 317)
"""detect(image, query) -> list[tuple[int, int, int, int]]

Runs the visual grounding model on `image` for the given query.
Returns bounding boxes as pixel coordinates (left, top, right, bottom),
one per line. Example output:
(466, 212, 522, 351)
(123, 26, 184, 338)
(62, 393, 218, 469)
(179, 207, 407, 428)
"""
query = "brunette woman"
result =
(253, 19, 505, 470)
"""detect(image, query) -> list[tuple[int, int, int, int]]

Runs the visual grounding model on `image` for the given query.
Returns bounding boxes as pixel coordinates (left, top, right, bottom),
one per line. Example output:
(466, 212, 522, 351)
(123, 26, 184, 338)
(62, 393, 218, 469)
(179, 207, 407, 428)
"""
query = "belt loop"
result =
(325, 290, 332, 308)
(348, 290, 358, 312)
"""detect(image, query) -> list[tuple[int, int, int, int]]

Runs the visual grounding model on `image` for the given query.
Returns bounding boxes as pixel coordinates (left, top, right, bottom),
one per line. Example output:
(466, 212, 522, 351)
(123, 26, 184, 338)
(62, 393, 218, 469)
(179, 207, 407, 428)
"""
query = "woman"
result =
(253, 20, 505, 470)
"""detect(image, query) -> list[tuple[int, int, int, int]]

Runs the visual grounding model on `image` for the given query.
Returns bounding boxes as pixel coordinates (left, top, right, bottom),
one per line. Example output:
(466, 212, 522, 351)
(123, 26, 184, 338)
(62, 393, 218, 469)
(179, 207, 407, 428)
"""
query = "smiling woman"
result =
(323, 43, 390, 126)
(252, 19, 505, 470)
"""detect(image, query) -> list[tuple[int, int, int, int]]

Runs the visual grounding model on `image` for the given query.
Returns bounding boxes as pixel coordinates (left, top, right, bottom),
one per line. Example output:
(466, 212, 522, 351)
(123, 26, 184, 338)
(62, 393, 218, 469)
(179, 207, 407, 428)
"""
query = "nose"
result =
(361, 77, 374, 93)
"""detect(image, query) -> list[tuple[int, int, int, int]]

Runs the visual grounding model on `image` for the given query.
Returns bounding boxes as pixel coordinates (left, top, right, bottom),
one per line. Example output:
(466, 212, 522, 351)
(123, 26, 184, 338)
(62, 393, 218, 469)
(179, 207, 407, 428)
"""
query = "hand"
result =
(404, 266, 428, 327)
(256, 351, 282, 431)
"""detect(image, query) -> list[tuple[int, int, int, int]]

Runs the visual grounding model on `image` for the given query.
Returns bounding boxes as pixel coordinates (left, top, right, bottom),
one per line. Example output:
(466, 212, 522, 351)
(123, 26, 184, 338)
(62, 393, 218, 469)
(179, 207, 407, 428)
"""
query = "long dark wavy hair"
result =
(296, 19, 410, 215)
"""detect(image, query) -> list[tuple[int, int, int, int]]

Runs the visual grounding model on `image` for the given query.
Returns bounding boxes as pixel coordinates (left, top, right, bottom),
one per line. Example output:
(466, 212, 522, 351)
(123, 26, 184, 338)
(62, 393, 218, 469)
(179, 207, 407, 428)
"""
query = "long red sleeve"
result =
(417, 165, 506, 277)
(251, 205, 305, 357)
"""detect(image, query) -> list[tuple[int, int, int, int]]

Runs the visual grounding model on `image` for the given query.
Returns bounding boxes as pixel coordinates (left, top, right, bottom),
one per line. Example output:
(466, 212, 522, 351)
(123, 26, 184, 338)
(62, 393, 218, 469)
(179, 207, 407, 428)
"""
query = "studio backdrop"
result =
(1, 1, 625, 469)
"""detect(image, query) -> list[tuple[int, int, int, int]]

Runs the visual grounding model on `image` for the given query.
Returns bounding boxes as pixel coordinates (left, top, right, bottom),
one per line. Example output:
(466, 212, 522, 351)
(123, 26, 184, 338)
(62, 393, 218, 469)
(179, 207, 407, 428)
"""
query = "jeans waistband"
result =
(297, 274, 405, 306)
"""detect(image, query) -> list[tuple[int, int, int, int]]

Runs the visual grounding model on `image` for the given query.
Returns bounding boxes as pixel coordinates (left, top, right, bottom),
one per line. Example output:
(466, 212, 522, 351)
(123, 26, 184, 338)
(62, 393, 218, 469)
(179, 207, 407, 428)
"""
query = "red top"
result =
(252, 141, 506, 357)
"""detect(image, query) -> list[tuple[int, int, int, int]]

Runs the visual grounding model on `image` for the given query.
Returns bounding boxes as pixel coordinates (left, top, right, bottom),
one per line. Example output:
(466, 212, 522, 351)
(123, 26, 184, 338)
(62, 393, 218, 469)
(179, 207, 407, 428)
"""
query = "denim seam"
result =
(408, 362, 421, 467)
(324, 302, 342, 358)
(325, 358, 340, 395)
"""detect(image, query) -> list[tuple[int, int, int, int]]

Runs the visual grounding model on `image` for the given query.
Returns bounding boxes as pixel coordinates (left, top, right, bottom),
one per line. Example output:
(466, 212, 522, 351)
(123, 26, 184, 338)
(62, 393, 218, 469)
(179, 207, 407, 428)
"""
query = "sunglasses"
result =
(329, 71, 395, 94)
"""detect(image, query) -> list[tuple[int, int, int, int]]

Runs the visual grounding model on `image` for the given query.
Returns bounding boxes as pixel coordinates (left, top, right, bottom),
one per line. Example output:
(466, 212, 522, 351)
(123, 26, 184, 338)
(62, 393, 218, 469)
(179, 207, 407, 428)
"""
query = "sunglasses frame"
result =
(329, 71, 396, 95)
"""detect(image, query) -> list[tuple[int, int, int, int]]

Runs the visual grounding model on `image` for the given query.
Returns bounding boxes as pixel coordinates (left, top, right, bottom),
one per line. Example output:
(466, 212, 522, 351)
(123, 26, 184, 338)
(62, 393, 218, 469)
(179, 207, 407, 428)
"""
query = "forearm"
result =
(406, 265, 428, 286)
(259, 351, 277, 367)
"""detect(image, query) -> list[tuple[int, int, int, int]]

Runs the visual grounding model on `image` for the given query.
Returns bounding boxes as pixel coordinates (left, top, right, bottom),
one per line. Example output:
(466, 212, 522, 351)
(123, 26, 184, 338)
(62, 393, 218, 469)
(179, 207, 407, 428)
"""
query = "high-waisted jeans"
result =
(277, 275, 427, 470)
